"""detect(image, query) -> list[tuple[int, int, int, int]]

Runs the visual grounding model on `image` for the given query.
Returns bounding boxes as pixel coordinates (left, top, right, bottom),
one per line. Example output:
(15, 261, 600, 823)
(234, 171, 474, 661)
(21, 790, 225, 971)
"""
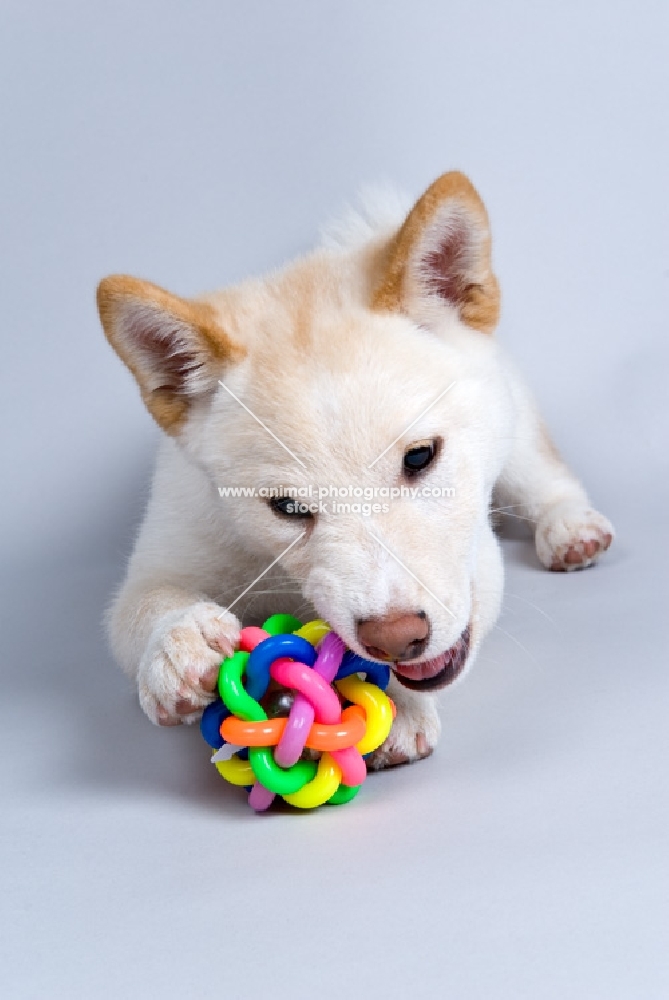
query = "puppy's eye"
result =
(403, 439, 439, 477)
(269, 495, 314, 519)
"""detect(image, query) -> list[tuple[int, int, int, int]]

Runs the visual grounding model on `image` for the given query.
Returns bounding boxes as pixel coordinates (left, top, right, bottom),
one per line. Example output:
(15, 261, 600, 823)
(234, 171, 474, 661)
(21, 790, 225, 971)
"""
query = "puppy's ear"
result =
(372, 171, 500, 334)
(97, 275, 245, 434)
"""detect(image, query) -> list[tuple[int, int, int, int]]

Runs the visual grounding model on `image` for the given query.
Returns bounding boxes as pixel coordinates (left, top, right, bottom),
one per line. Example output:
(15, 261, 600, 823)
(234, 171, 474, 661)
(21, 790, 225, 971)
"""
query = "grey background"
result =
(1, 2, 667, 998)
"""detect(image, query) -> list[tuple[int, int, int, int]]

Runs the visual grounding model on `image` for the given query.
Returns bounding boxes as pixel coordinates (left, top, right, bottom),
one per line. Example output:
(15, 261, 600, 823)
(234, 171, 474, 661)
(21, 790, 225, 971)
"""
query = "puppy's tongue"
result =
(392, 626, 471, 686)
(393, 651, 451, 681)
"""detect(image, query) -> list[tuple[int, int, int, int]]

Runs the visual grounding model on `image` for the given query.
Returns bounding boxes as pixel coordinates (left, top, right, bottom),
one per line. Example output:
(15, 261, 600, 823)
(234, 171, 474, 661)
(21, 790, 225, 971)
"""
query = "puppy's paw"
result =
(535, 500, 614, 572)
(138, 603, 240, 726)
(366, 689, 441, 771)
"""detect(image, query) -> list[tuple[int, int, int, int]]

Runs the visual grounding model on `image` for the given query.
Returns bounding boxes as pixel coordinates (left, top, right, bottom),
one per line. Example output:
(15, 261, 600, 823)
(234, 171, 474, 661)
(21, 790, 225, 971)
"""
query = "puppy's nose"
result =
(357, 612, 429, 662)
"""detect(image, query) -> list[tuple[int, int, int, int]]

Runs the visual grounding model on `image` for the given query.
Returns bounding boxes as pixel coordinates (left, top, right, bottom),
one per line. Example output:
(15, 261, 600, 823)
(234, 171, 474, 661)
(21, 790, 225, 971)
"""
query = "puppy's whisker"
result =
(489, 507, 536, 524)
(477, 586, 560, 633)
(240, 589, 303, 597)
(503, 592, 560, 630)
(292, 601, 317, 618)
(490, 622, 538, 664)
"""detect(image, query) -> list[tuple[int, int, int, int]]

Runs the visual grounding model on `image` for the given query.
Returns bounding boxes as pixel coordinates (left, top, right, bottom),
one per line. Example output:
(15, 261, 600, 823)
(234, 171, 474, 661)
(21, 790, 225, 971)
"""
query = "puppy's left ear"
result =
(372, 171, 500, 334)
(97, 275, 246, 435)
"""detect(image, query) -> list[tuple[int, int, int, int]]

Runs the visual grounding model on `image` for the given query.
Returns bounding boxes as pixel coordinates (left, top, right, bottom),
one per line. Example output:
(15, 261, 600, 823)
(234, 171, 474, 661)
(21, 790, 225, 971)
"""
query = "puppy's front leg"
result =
(366, 675, 441, 770)
(496, 367, 614, 571)
(109, 580, 240, 727)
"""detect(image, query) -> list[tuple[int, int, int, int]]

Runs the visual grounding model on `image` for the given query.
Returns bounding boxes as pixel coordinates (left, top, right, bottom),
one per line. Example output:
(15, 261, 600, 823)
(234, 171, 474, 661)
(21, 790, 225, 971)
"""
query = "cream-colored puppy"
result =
(97, 172, 613, 768)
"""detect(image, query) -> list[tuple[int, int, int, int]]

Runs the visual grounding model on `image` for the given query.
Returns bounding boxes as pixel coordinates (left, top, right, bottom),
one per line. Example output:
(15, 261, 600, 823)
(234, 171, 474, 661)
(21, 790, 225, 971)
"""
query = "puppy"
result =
(97, 171, 614, 768)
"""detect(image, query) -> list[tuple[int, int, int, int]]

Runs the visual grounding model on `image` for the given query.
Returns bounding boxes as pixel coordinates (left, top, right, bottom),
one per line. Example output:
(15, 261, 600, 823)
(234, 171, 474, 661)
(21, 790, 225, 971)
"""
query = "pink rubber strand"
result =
(273, 633, 345, 769)
(331, 745, 367, 787)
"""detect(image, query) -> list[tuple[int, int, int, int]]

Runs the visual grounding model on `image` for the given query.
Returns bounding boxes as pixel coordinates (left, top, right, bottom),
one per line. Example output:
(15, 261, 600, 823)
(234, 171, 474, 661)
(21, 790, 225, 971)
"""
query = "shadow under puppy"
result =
(97, 171, 613, 769)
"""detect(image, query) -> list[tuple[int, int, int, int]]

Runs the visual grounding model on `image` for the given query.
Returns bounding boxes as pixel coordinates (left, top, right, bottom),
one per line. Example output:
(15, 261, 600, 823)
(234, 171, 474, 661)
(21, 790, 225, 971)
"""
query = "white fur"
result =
(102, 183, 614, 764)
(320, 183, 412, 251)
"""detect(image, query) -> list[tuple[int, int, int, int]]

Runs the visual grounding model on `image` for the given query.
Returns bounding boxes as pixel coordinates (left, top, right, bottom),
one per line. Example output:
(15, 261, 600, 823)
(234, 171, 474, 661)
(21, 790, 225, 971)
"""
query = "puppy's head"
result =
(98, 171, 507, 691)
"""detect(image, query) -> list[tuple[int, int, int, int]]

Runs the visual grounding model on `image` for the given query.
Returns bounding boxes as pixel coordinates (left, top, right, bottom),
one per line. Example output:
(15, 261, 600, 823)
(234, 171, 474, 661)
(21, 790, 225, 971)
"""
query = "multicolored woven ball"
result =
(200, 614, 395, 811)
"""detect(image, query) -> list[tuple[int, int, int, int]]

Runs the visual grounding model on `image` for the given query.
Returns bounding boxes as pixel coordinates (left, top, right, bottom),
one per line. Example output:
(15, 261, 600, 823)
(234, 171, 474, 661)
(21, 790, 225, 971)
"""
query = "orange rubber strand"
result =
(220, 704, 367, 751)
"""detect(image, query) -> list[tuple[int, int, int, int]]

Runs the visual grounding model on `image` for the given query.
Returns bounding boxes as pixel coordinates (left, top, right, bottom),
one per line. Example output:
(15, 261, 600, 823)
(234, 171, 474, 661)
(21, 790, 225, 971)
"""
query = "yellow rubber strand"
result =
(293, 619, 331, 646)
(335, 675, 394, 756)
(283, 752, 342, 809)
(214, 754, 255, 786)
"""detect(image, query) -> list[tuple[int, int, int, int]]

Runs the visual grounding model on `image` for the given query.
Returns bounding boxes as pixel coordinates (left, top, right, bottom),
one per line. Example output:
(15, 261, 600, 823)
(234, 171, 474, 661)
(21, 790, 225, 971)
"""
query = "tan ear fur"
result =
(97, 275, 245, 434)
(372, 171, 500, 334)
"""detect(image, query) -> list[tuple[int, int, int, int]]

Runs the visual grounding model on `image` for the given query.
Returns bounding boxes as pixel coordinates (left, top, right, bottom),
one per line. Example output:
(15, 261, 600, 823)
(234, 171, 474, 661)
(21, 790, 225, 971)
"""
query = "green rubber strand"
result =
(261, 614, 303, 635)
(218, 650, 266, 723)
(328, 783, 362, 805)
(249, 747, 317, 795)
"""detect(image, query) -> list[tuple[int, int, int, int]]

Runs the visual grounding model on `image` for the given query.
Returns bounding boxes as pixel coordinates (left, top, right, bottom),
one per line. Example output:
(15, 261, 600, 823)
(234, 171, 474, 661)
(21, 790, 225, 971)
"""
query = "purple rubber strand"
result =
(273, 632, 345, 768)
(248, 780, 275, 812)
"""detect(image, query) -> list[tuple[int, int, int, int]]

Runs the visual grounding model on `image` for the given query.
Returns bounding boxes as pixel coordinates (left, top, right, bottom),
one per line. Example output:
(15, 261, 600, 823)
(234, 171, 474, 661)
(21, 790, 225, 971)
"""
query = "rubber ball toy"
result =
(200, 614, 395, 811)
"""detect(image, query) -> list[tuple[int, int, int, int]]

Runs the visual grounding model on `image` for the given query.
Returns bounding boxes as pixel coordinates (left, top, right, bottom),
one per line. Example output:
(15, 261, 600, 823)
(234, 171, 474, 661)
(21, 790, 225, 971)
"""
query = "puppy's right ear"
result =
(372, 171, 500, 334)
(97, 275, 245, 434)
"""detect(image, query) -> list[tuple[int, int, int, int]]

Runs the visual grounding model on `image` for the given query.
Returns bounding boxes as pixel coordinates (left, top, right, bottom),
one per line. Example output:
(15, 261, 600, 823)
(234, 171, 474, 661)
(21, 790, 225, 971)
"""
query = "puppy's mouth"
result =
(391, 625, 471, 691)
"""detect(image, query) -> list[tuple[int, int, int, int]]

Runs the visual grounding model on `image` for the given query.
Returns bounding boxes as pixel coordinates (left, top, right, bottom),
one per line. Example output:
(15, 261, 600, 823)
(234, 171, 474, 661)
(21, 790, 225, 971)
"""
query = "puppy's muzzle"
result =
(356, 612, 470, 692)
